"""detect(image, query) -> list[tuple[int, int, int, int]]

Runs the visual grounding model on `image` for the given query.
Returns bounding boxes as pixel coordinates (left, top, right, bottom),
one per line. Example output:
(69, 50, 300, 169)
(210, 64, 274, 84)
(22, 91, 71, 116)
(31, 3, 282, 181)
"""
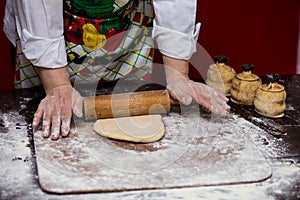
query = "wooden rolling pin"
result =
(83, 90, 178, 121)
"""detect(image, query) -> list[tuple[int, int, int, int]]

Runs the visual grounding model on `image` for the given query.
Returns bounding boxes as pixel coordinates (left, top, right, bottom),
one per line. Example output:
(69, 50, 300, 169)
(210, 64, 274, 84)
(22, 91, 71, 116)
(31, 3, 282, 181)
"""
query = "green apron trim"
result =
(66, 0, 135, 18)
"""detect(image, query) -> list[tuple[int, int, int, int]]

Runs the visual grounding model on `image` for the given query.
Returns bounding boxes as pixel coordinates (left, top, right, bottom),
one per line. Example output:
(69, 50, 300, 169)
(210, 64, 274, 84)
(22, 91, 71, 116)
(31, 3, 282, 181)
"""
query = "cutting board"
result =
(33, 113, 272, 194)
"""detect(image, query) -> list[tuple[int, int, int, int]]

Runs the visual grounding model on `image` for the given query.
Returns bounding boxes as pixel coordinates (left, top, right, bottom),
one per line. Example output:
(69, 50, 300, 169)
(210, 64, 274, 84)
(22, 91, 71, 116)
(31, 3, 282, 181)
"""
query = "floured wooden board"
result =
(33, 113, 272, 194)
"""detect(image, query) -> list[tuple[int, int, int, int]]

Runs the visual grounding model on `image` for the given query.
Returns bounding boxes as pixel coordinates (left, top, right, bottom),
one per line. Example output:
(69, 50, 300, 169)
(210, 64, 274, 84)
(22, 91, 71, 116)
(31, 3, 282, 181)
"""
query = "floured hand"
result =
(32, 85, 83, 140)
(163, 55, 230, 115)
(167, 78, 230, 115)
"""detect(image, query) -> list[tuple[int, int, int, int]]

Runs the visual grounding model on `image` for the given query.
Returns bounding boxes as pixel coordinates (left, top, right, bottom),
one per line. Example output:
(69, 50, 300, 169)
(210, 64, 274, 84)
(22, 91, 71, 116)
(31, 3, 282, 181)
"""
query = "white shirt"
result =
(3, 0, 200, 69)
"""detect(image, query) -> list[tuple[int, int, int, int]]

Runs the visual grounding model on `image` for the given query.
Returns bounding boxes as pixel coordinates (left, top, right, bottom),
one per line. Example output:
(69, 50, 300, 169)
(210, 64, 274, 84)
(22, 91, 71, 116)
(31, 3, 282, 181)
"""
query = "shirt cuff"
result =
(21, 29, 67, 68)
(153, 22, 201, 60)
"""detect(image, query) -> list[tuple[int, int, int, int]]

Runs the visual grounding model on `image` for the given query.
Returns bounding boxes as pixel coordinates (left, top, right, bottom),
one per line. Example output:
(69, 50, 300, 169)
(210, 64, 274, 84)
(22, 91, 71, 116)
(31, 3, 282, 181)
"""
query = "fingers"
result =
(34, 86, 82, 140)
(32, 99, 45, 128)
(40, 98, 72, 140)
(191, 85, 215, 112)
(50, 112, 61, 140)
(209, 87, 231, 114)
(167, 77, 231, 115)
(72, 89, 83, 118)
(167, 82, 193, 105)
(213, 91, 230, 111)
(41, 96, 59, 139)
(42, 110, 51, 138)
(61, 97, 72, 137)
(191, 82, 230, 115)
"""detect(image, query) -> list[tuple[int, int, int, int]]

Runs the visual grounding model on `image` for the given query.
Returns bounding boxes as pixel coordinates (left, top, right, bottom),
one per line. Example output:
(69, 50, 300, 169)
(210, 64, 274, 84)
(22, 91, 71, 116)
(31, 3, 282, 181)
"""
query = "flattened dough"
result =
(93, 115, 165, 143)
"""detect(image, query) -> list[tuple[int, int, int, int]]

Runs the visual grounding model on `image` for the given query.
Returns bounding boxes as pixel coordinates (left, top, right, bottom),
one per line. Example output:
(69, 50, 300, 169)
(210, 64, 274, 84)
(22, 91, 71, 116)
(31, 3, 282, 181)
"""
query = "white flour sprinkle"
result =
(0, 98, 299, 199)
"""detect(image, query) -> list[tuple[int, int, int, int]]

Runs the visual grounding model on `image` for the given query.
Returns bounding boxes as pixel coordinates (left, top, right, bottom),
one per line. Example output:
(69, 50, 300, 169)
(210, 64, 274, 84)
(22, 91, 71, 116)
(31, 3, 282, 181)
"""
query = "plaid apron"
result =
(14, 0, 154, 88)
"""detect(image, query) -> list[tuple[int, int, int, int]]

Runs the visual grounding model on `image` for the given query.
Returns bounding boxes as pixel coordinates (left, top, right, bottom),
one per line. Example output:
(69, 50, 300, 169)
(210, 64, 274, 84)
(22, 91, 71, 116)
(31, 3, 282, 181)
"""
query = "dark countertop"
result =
(0, 75, 299, 200)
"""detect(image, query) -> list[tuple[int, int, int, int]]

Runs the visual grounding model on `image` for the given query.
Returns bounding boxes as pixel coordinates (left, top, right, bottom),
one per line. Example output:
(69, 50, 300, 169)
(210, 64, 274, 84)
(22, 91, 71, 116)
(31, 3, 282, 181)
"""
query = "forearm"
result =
(163, 55, 189, 82)
(36, 66, 71, 92)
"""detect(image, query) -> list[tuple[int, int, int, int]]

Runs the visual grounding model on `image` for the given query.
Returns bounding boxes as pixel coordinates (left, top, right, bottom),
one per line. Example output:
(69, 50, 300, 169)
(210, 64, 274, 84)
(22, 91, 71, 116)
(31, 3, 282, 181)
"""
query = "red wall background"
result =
(0, 1, 299, 90)
(195, 0, 299, 78)
(0, 0, 14, 90)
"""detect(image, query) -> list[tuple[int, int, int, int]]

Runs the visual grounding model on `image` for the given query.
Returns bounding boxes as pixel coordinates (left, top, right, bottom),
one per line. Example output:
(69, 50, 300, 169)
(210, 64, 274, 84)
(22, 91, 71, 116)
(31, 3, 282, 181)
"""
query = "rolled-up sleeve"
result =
(13, 0, 67, 68)
(152, 0, 201, 60)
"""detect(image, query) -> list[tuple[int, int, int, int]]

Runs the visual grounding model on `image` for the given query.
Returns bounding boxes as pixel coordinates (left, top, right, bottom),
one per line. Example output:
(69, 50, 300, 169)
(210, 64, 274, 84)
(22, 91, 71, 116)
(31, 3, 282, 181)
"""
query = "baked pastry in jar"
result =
(230, 64, 261, 105)
(206, 56, 236, 96)
(254, 74, 286, 118)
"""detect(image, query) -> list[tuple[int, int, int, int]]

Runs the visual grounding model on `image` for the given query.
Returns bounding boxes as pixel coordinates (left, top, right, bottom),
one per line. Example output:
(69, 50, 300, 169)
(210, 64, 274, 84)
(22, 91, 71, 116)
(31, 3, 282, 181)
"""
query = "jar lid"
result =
(235, 64, 259, 81)
(261, 82, 285, 92)
(241, 64, 255, 72)
(214, 55, 229, 63)
(236, 71, 260, 81)
(209, 63, 234, 73)
(261, 74, 285, 92)
(266, 74, 280, 83)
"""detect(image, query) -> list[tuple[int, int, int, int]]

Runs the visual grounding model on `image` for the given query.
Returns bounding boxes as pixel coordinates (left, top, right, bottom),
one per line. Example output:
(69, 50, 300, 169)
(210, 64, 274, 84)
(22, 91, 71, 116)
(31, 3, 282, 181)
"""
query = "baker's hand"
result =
(32, 85, 83, 140)
(163, 55, 230, 115)
(167, 77, 230, 115)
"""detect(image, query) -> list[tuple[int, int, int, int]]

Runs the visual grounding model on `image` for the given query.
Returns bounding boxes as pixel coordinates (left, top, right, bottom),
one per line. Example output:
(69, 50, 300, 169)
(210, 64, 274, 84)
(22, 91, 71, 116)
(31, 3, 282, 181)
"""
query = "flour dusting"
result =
(0, 110, 43, 198)
(31, 111, 273, 194)
(0, 96, 299, 199)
